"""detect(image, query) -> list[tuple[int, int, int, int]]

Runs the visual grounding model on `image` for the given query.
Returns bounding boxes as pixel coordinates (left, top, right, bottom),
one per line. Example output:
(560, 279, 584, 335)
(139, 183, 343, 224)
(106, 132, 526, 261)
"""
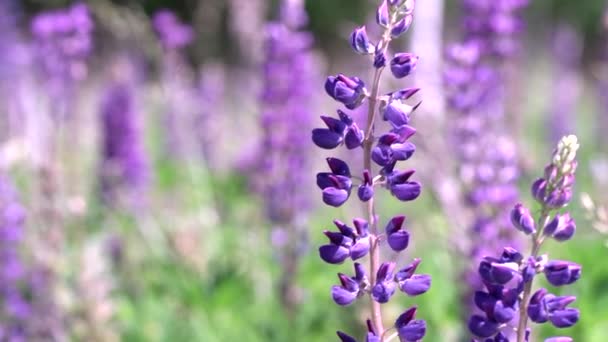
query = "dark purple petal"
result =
(320, 115, 347, 133)
(376, 0, 389, 27)
(387, 230, 410, 252)
(510, 203, 536, 235)
(549, 308, 579, 328)
(350, 26, 374, 55)
(391, 15, 413, 38)
(316, 173, 333, 189)
(345, 126, 364, 149)
(322, 187, 349, 207)
(528, 288, 549, 323)
(377, 262, 396, 281)
(371, 280, 396, 303)
(390, 182, 421, 201)
(531, 178, 547, 203)
(390, 142, 416, 161)
(399, 274, 431, 296)
(354, 262, 367, 282)
(331, 285, 358, 306)
(396, 319, 426, 341)
(544, 213, 576, 242)
(474, 291, 496, 313)
(350, 237, 371, 260)
(492, 300, 515, 323)
(357, 184, 374, 202)
(478, 259, 518, 285)
(390, 53, 419, 79)
(385, 215, 406, 234)
(468, 315, 499, 338)
(390, 88, 420, 100)
(319, 244, 350, 264)
(395, 258, 422, 281)
(372, 145, 392, 166)
(383, 102, 412, 126)
(544, 260, 581, 286)
(337, 331, 357, 342)
(312, 128, 343, 149)
(327, 157, 351, 176)
(395, 306, 417, 326)
(374, 49, 387, 68)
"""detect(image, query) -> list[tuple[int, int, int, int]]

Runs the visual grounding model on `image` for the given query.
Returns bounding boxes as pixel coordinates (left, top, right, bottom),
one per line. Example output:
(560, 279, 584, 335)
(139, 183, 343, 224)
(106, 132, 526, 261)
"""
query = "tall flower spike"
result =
(312, 1, 429, 339)
(31, 3, 93, 111)
(152, 9, 199, 160)
(445, 1, 529, 337)
(468, 135, 582, 342)
(255, 0, 317, 315)
(99, 55, 150, 212)
(0, 172, 63, 339)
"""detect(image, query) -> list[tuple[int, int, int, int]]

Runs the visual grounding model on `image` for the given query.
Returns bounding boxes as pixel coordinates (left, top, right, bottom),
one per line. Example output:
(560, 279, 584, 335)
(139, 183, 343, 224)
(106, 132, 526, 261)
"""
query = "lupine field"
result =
(1, 0, 608, 341)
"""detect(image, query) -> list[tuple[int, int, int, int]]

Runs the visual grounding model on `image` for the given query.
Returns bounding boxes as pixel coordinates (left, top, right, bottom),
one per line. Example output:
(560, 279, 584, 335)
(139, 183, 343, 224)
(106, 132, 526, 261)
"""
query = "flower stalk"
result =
(314, 1, 431, 341)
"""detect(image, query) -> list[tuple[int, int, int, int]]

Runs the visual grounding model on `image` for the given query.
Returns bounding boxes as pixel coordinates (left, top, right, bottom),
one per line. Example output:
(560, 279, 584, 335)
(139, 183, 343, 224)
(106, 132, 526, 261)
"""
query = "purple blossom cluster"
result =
(0, 0, 25, 140)
(257, 0, 316, 312)
(99, 59, 150, 211)
(0, 173, 60, 340)
(312, 1, 431, 340)
(0, 172, 29, 339)
(152, 10, 194, 50)
(259, 0, 315, 224)
(444, 0, 528, 333)
(152, 9, 198, 160)
(462, 0, 529, 58)
(469, 135, 581, 342)
(30, 3, 93, 100)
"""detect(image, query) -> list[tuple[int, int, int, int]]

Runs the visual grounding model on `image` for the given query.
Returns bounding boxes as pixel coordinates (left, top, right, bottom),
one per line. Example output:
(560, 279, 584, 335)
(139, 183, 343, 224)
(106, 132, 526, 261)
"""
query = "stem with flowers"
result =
(312, 1, 432, 341)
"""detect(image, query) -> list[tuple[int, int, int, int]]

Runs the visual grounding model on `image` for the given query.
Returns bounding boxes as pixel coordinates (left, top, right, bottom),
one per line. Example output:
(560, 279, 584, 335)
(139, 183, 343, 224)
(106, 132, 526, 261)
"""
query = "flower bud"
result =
(385, 215, 410, 252)
(544, 260, 581, 286)
(391, 15, 413, 37)
(396, 307, 426, 341)
(357, 170, 374, 202)
(510, 203, 536, 235)
(374, 49, 387, 68)
(350, 26, 374, 55)
(543, 213, 576, 241)
(376, 0, 390, 28)
(531, 178, 547, 203)
(325, 74, 366, 109)
(390, 53, 419, 79)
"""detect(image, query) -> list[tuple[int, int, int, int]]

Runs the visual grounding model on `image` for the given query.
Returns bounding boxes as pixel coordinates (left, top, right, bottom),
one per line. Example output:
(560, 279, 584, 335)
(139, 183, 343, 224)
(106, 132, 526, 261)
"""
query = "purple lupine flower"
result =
(312, 1, 430, 339)
(0, 0, 28, 142)
(30, 3, 93, 114)
(152, 10, 194, 50)
(152, 10, 199, 160)
(0, 172, 62, 340)
(99, 56, 150, 211)
(444, 1, 529, 336)
(468, 135, 582, 342)
(331, 263, 368, 306)
(256, 0, 317, 314)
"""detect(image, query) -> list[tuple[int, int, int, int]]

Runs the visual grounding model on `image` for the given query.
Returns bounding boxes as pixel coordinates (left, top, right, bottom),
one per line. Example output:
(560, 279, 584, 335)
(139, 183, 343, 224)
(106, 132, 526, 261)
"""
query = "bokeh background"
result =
(1, 0, 608, 341)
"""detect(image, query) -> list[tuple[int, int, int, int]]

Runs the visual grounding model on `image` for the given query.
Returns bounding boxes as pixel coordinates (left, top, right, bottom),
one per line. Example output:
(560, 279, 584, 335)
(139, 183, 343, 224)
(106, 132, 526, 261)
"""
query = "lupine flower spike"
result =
(468, 135, 581, 342)
(312, 1, 431, 340)
(258, 0, 317, 315)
